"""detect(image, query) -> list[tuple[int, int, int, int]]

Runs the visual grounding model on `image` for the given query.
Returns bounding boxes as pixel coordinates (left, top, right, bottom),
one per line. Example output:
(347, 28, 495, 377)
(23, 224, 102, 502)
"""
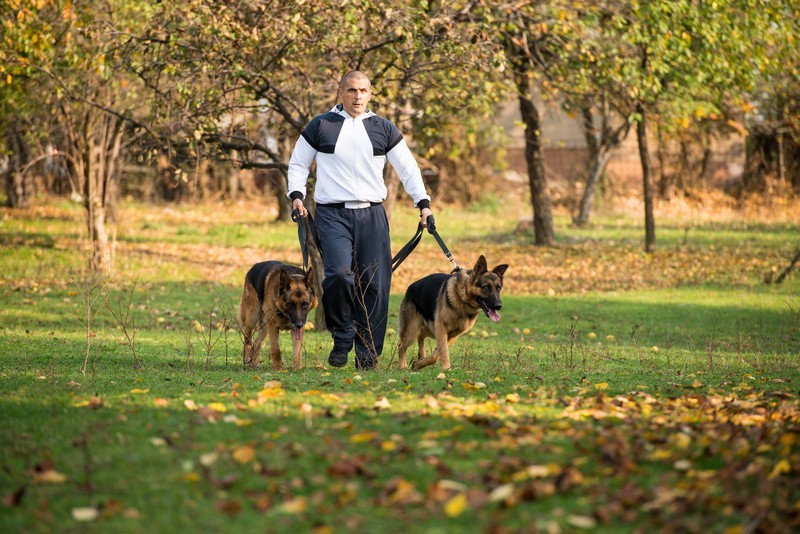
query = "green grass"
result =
(1, 199, 799, 533)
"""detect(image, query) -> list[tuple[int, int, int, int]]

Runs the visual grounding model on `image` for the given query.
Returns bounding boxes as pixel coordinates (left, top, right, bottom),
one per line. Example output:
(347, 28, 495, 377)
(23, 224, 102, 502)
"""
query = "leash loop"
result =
(292, 208, 323, 274)
(391, 214, 459, 273)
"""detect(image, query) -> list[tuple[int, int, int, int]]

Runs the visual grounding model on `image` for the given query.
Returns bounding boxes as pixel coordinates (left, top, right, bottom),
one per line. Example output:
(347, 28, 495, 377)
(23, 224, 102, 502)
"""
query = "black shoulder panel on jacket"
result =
(363, 115, 404, 156)
(301, 112, 345, 154)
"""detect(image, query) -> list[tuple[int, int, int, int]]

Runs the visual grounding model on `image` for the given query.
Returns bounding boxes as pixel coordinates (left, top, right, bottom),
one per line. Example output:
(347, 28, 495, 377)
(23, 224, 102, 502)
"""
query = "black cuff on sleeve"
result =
(416, 199, 430, 210)
(289, 191, 304, 201)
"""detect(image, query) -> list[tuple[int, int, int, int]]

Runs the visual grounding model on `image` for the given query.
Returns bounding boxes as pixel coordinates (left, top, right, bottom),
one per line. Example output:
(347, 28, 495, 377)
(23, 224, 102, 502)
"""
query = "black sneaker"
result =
(328, 348, 349, 368)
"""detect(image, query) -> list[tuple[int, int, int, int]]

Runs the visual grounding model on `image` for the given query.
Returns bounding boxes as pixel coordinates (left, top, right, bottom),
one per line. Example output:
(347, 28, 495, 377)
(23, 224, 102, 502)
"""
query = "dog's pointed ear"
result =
(279, 268, 292, 290)
(305, 266, 315, 293)
(472, 255, 488, 276)
(493, 264, 509, 278)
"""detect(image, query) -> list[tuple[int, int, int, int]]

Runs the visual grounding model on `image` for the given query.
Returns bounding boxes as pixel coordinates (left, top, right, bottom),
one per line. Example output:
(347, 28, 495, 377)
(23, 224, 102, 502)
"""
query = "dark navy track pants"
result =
(314, 204, 391, 360)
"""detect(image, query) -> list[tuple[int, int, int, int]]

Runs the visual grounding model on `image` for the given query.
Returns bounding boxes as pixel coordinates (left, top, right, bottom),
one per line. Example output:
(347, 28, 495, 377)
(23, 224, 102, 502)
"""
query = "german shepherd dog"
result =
(397, 255, 508, 371)
(238, 261, 317, 371)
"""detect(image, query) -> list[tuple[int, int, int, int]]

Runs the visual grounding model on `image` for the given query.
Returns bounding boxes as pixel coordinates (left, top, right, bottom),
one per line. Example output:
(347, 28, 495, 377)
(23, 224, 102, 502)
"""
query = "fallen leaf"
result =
(278, 497, 308, 514)
(232, 445, 256, 464)
(567, 515, 597, 529)
(71, 507, 99, 522)
(374, 396, 391, 409)
(34, 470, 67, 484)
(444, 492, 468, 517)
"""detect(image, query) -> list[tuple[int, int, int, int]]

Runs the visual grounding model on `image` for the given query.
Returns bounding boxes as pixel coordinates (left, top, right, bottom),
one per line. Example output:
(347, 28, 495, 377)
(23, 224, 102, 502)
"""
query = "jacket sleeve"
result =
(286, 135, 317, 200)
(386, 138, 431, 208)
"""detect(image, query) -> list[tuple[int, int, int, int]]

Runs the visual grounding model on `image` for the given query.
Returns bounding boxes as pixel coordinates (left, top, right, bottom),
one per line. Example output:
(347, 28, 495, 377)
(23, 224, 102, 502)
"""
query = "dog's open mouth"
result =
(292, 327, 304, 342)
(480, 300, 501, 322)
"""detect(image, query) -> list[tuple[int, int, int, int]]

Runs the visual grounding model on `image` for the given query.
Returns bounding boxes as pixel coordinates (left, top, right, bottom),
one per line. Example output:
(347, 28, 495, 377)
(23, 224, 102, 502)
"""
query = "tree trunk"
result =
(78, 112, 124, 274)
(274, 170, 291, 222)
(637, 104, 656, 253)
(4, 127, 34, 208)
(574, 150, 610, 227)
(516, 76, 554, 246)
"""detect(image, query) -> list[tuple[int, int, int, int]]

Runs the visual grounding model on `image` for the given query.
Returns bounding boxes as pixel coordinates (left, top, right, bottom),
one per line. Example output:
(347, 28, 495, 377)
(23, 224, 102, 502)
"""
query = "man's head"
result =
(338, 71, 372, 118)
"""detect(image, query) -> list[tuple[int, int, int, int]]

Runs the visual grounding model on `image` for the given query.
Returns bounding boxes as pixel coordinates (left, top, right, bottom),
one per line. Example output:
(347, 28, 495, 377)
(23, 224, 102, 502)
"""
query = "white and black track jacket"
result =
(287, 105, 430, 208)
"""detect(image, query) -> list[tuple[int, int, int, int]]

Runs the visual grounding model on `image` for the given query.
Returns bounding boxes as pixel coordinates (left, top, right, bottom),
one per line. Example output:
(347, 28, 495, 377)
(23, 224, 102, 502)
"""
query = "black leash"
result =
(291, 208, 323, 273)
(392, 215, 459, 273)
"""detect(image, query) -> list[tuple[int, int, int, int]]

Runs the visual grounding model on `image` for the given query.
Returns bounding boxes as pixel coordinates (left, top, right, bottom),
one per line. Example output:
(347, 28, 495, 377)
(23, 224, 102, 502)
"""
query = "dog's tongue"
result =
(487, 309, 501, 322)
(292, 328, 303, 342)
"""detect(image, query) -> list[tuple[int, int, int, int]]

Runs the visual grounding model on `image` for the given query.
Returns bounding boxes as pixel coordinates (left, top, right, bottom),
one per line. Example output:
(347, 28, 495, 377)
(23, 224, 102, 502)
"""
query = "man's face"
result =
(338, 76, 372, 118)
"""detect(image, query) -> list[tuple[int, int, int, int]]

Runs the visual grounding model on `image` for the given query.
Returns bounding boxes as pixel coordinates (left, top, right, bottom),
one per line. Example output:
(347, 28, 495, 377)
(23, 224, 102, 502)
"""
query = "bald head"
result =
(337, 71, 372, 118)
(340, 70, 371, 88)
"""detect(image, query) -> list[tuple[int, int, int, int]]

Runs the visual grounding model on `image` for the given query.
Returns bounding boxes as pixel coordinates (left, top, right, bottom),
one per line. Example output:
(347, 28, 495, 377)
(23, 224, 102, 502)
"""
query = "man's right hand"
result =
(292, 198, 308, 218)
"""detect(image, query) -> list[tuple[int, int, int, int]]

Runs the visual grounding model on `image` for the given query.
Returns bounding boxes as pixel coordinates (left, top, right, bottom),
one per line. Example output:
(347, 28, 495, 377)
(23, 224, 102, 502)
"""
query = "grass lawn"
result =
(1, 196, 799, 533)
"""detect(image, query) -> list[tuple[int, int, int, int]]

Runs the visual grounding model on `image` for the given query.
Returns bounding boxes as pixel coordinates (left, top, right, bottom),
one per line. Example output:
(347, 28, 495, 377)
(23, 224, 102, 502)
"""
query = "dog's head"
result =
(278, 267, 318, 338)
(467, 255, 508, 322)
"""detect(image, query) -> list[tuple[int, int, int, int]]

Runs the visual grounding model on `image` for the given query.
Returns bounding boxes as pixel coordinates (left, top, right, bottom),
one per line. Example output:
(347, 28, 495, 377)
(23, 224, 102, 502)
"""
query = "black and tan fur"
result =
(397, 255, 508, 371)
(238, 261, 317, 371)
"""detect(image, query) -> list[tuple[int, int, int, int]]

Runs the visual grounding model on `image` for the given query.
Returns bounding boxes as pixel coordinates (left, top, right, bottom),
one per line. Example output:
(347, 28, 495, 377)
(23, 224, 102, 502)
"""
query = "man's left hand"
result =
(420, 208, 433, 228)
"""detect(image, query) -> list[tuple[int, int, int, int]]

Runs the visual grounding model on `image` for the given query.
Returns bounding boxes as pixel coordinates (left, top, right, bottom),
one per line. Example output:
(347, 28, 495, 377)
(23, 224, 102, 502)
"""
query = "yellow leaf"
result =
(35, 470, 68, 484)
(769, 459, 792, 480)
(184, 399, 198, 411)
(232, 445, 256, 464)
(207, 402, 227, 413)
(278, 497, 308, 514)
(258, 388, 285, 401)
(350, 432, 377, 443)
(181, 472, 200, 482)
(153, 398, 170, 407)
(594, 382, 608, 391)
(130, 388, 149, 394)
(444, 492, 468, 517)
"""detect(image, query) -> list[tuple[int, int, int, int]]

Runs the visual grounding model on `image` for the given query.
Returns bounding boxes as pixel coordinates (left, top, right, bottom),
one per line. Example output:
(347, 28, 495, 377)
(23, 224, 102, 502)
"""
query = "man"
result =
(287, 70, 433, 370)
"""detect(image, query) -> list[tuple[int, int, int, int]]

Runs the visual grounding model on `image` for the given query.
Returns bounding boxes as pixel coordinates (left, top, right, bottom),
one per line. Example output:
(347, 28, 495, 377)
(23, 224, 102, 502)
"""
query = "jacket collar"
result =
(331, 104, 375, 121)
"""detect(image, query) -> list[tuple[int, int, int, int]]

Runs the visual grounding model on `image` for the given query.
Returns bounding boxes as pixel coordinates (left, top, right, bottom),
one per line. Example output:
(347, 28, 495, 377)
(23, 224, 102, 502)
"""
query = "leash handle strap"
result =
(391, 223, 424, 273)
(391, 215, 459, 273)
(292, 209, 324, 273)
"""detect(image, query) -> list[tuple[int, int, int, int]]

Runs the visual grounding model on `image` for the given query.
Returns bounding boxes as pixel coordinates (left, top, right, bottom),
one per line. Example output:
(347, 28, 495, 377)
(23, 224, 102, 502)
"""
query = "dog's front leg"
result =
(290, 330, 303, 371)
(248, 325, 268, 369)
(435, 322, 451, 370)
(267, 323, 282, 371)
(242, 328, 254, 368)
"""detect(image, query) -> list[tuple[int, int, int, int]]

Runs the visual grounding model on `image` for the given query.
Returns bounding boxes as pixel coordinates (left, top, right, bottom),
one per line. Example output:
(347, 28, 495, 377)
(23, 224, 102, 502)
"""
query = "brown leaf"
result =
(3, 486, 26, 507)
(214, 499, 242, 516)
